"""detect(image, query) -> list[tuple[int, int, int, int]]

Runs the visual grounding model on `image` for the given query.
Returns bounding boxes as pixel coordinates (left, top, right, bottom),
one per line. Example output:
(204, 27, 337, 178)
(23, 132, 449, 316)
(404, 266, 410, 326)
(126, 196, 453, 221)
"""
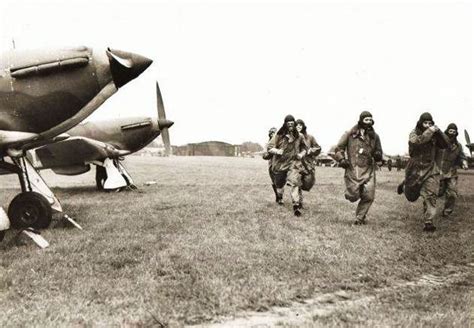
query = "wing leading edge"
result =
(28, 137, 130, 170)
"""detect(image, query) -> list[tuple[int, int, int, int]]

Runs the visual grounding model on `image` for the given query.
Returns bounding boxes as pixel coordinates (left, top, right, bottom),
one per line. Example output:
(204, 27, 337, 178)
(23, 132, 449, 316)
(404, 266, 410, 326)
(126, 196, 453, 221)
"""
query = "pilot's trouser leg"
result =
(273, 170, 288, 204)
(298, 189, 303, 208)
(289, 184, 302, 206)
(269, 167, 278, 201)
(344, 179, 361, 203)
(287, 167, 303, 207)
(420, 174, 439, 224)
(355, 175, 375, 223)
(443, 177, 458, 216)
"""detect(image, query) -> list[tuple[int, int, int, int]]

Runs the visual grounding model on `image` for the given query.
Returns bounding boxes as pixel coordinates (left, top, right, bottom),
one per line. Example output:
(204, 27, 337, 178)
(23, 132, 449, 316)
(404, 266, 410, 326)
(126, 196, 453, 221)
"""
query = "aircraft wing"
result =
(28, 136, 130, 170)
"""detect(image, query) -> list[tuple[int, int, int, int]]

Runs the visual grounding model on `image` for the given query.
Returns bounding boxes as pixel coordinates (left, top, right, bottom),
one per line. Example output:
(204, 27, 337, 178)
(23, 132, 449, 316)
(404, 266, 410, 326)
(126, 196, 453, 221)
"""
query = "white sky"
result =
(1, 0, 472, 155)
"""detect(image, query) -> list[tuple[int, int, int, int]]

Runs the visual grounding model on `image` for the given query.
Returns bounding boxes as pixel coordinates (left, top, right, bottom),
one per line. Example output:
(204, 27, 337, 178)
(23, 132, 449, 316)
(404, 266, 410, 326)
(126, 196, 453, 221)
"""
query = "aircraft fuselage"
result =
(68, 117, 162, 155)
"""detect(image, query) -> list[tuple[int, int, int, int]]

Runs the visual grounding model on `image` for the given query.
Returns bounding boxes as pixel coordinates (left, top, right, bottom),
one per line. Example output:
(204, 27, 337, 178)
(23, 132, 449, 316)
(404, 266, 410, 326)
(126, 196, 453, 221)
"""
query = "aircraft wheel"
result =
(8, 192, 52, 229)
(96, 166, 107, 190)
(0, 231, 5, 242)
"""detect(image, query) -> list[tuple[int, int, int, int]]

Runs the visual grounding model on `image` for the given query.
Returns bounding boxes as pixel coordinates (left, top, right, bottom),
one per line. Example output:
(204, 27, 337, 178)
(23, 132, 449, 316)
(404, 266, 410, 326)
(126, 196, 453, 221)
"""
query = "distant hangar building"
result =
(172, 141, 241, 157)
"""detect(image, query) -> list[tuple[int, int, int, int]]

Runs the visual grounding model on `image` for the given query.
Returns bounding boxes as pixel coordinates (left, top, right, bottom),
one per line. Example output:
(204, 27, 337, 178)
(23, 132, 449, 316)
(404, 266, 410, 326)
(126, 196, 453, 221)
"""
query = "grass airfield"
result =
(0, 155, 472, 327)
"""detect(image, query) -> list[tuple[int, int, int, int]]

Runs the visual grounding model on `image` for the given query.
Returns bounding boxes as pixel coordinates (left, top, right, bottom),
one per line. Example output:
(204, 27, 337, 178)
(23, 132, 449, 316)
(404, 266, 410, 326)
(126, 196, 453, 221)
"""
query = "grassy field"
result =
(0, 156, 472, 327)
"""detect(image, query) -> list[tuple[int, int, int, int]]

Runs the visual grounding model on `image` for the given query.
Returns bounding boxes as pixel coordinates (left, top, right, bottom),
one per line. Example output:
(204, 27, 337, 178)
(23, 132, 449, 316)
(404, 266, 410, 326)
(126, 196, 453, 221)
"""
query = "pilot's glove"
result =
(262, 152, 271, 160)
(339, 159, 350, 169)
(373, 151, 383, 162)
(296, 150, 306, 160)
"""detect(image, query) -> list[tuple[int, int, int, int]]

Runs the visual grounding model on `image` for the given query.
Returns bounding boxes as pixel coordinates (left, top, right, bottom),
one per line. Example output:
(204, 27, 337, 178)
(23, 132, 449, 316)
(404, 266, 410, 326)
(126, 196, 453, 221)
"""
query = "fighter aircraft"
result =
(464, 130, 474, 168)
(0, 46, 152, 235)
(27, 82, 173, 191)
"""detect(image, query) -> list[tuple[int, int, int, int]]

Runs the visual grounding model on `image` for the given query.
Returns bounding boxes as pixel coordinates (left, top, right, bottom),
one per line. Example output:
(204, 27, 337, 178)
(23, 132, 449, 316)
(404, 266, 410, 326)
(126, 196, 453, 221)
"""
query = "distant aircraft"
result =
(315, 152, 337, 167)
(464, 130, 474, 168)
(0, 46, 152, 233)
(27, 81, 173, 191)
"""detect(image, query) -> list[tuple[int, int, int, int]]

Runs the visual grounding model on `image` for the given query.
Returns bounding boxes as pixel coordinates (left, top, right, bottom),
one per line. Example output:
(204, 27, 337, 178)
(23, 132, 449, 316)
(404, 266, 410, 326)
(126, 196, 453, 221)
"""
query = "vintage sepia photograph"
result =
(0, 0, 472, 326)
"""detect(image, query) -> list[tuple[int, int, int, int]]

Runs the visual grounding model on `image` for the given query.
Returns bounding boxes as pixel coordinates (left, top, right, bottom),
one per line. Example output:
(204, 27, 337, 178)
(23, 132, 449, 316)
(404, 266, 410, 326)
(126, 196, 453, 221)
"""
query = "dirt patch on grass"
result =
(193, 266, 471, 327)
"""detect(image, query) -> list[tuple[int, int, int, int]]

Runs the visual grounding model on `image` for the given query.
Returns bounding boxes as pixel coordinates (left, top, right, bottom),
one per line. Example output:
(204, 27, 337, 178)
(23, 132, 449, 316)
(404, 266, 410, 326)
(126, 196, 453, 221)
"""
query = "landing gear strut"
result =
(0, 157, 61, 229)
(95, 158, 136, 191)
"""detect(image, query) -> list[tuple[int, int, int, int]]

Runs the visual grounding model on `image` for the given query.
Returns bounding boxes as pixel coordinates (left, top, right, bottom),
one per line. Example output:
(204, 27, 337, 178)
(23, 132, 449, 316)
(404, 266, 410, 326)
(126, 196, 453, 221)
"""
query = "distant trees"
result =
(240, 141, 263, 153)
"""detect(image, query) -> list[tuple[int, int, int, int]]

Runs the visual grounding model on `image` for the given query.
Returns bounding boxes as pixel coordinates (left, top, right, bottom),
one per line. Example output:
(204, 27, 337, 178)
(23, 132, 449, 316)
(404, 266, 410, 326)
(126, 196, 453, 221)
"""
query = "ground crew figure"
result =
(289, 119, 321, 208)
(331, 111, 383, 225)
(436, 123, 468, 217)
(387, 158, 393, 171)
(396, 156, 402, 171)
(401, 112, 450, 232)
(268, 115, 307, 216)
(262, 127, 278, 202)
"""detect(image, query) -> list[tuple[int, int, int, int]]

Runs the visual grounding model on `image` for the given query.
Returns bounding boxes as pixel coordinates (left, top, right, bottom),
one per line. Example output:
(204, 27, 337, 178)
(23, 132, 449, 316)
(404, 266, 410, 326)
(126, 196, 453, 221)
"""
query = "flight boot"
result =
(423, 222, 436, 232)
(276, 194, 284, 205)
(353, 215, 367, 226)
(293, 204, 302, 217)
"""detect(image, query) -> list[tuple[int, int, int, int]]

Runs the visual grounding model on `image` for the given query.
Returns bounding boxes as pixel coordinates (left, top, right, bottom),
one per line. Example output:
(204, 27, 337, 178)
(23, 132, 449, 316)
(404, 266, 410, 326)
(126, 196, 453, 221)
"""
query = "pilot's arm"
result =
(307, 135, 322, 157)
(332, 130, 350, 162)
(268, 134, 283, 155)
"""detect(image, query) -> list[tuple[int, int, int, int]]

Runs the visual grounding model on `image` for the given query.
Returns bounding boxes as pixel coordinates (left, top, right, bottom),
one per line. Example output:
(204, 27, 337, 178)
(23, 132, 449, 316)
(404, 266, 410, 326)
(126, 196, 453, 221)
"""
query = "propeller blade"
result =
(162, 128, 171, 156)
(156, 81, 172, 155)
(465, 129, 471, 145)
(156, 81, 166, 120)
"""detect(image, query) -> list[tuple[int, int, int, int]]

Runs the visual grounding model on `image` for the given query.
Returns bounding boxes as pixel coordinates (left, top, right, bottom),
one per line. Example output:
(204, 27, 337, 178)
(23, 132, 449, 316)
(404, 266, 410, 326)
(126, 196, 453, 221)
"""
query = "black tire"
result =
(8, 192, 52, 229)
(0, 230, 5, 242)
(95, 166, 107, 190)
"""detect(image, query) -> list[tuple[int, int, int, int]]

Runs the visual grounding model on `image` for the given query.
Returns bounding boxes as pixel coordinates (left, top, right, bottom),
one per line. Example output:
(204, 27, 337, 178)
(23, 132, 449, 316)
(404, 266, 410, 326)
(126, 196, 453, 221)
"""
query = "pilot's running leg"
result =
(298, 189, 304, 209)
(273, 171, 287, 205)
(442, 177, 458, 216)
(269, 168, 278, 202)
(420, 174, 439, 231)
(287, 167, 303, 216)
(355, 176, 375, 225)
(289, 185, 302, 216)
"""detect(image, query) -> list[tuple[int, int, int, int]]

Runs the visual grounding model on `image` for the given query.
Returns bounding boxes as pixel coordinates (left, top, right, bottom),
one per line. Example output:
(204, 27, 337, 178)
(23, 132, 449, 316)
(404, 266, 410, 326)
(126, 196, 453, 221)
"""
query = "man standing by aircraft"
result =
(262, 127, 278, 202)
(288, 119, 321, 209)
(401, 112, 450, 232)
(267, 115, 307, 216)
(396, 156, 402, 171)
(387, 158, 393, 171)
(436, 123, 469, 217)
(331, 111, 383, 225)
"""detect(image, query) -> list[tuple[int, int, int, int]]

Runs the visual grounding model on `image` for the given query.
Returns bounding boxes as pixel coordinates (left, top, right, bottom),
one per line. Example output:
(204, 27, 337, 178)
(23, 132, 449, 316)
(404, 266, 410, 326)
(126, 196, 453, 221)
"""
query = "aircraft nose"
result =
(158, 119, 174, 130)
(106, 48, 153, 88)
